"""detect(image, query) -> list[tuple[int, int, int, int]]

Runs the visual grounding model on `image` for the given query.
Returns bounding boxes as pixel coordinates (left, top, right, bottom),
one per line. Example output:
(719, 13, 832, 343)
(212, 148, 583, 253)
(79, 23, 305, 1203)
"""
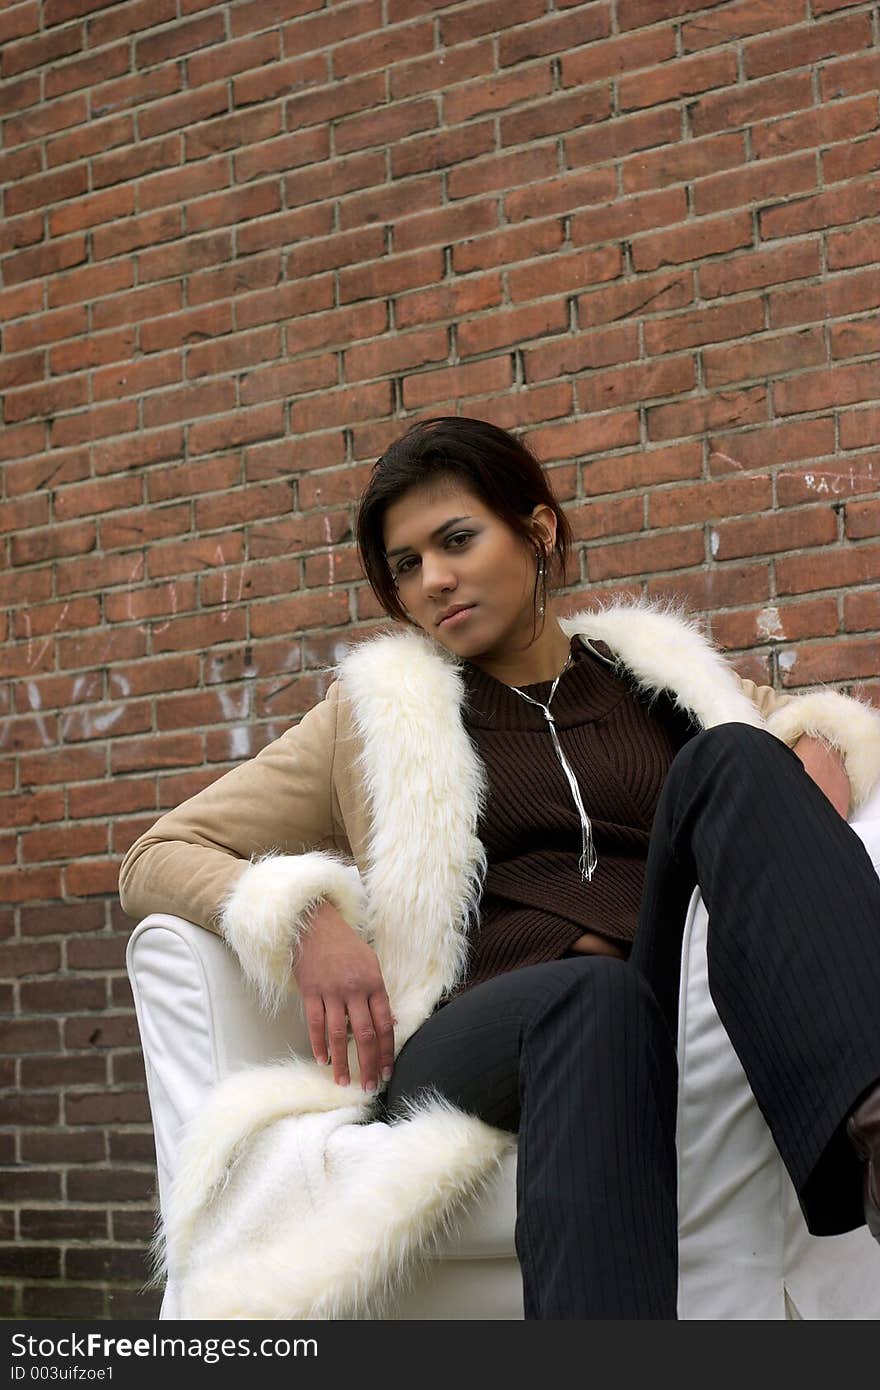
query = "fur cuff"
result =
(219, 852, 365, 1016)
(765, 690, 880, 812)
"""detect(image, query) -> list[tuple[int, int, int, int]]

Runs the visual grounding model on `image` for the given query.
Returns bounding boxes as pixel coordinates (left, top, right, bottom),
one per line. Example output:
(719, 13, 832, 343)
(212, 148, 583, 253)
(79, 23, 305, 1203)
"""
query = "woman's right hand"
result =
(292, 900, 396, 1094)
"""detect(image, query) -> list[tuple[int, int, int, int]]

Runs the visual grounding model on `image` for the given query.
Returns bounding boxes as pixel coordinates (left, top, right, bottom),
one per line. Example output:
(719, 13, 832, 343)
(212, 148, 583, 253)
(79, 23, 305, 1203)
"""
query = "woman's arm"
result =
(118, 678, 365, 1013)
(792, 733, 850, 819)
(738, 675, 880, 816)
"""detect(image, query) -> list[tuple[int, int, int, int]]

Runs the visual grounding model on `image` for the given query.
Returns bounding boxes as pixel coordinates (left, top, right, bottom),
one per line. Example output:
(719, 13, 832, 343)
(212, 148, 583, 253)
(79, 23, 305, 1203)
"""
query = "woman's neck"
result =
(465, 619, 573, 689)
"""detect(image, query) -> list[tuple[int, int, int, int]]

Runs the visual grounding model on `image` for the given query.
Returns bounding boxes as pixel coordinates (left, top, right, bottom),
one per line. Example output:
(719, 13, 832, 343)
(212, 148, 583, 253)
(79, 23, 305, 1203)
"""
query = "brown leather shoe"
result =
(847, 1082, 880, 1241)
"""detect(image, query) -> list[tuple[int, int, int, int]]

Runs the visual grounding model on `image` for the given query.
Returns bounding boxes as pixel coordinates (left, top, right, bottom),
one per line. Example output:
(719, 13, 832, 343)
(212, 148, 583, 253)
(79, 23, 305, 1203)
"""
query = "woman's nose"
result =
(419, 549, 457, 593)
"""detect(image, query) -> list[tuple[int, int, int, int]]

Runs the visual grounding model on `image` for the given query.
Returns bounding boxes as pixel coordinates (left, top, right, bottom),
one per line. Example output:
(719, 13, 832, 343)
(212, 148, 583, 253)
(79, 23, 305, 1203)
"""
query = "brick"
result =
(0, 788, 64, 830)
(47, 260, 134, 312)
(582, 442, 703, 497)
(527, 414, 642, 465)
(449, 142, 563, 204)
(617, 0, 711, 29)
(693, 152, 817, 218)
(148, 532, 244, 580)
(579, 356, 696, 412)
(20, 1130, 105, 1163)
(824, 133, 880, 185)
(189, 251, 281, 309)
(649, 475, 773, 528)
(290, 381, 393, 434)
(189, 402, 285, 456)
(68, 779, 156, 820)
(11, 520, 95, 567)
(110, 732, 204, 774)
(760, 182, 880, 241)
(250, 591, 350, 639)
(769, 266, 880, 331)
(774, 363, 878, 416)
(575, 109, 685, 176)
(566, 495, 644, 541)
(498, 3, 610, 66)
(846, 500, 880, 541)
(841, 408, 880, 450)
(0, 1247, 60, 1279)
(0, 1092, 60, 1124)
(650, 563, 770, 610)
(704, 326, 826, 388)
(49, 325, 136, 376)
(646, 298, 764, 355)
(633, 211, 753, 272)
(49, 183, 134, 238)
(403, 357, 514, 409)
(829, 317, 880, 362)
(845, 590, 880, 633)
(753, 92, 878, 162)
(712, 508, 838, 562)
(779, 637, 880, 689)
(88, 0, 176, 44)
(394, 273, 503, 333)
(578, 269, 693, 329)
(623, 131, 746, 195)
(21, 1052, 106, 1088)
(690, 72, 813, 138)
(2, 25, 83, 81)
(588, 529, 705, 581)
(821, 49, 880, 102)
(67, 1168, 156, 1202)
(188, 29, 280, 86)
(90, 63, 182, 120)
(0, 1171, 62, 1201)
(4, 372, 90, 424)
(562, 25, 674, 88)
(99, 502, 190, 551)
(745, 12, 873, 80)
(64, 1013, 139, 1049)
(700, 240, 820, 299)
(647, 386, 768, 442)
(621, 50, 738, 113)
(681, 0, 804, 51)
(395, 198, 498, 255)
(453, 221, 563, 278)
(506, 167, 618, 225)
(20, 976, 107, 1012)
(22, 1286, 105, 1319)
(390, 34, 492, 100)
(712, 596, 839, 652)
(457, 301, 569, 360)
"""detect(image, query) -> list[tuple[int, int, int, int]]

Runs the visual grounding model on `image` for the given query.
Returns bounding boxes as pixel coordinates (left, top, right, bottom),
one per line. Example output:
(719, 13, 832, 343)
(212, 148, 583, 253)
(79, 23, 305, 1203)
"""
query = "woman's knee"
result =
(668, 721, 788, 789)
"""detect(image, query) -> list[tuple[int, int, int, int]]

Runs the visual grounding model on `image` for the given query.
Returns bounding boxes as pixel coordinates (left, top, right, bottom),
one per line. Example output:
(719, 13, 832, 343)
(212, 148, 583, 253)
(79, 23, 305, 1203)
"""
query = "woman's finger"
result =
(345, 995, 379, 1093)
(323, 996, 351, 1087)
(303, 995, 328, 1065)
(369, 990, 396, 1083)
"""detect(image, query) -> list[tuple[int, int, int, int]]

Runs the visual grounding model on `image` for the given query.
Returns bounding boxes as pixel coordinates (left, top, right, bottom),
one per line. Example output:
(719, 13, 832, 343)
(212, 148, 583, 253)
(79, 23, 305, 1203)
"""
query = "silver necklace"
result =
(507, 650, 597, 884)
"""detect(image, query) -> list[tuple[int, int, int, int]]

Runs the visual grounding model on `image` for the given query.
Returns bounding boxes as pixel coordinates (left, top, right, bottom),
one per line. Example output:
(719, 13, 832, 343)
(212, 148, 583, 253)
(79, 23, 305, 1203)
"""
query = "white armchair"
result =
(126, 789, 880, 1320)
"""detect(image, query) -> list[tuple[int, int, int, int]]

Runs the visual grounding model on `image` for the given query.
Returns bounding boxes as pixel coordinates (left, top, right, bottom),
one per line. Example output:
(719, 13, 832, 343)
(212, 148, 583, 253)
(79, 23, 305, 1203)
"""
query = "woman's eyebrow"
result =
(386, 515, 476, 559)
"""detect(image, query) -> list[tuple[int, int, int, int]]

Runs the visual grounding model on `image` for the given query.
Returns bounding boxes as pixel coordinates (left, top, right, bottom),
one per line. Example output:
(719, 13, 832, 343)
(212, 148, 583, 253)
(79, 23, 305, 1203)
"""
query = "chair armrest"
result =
(126, 913, 310, 1217)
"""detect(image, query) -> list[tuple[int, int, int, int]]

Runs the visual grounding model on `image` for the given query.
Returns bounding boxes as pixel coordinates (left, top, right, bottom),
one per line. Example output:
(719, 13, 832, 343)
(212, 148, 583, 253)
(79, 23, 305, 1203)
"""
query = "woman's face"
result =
(381, 478, 554, 660)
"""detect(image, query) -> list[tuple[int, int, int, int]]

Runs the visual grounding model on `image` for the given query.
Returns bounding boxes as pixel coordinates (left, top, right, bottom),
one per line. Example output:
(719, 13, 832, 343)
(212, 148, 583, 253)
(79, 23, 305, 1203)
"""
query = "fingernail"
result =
(364, 1079, 376, 1093)
(338, 1074, 349, 1087)
(381, 1067, 392, 1082)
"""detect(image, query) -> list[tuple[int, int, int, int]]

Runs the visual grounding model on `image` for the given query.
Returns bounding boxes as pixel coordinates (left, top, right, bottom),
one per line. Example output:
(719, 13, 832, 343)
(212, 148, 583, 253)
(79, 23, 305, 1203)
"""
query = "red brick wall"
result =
(2, 0, 878, 1317)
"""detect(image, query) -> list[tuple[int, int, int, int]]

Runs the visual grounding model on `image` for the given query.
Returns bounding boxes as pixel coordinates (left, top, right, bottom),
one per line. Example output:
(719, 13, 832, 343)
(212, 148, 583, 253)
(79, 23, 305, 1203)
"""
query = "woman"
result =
(120, 416, 880, 1320)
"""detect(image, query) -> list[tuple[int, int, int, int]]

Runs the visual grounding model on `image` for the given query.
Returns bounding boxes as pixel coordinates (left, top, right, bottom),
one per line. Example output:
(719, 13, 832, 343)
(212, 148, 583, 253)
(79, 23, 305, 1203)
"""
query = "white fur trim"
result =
(175, 1098, 512, 1320)
(218, 852, 365, 1016)
(152, 1056, 513, 1320)
(562, 596, 766, 732)
(765, 689, 880, 811)
(334, 626, 490, 1048)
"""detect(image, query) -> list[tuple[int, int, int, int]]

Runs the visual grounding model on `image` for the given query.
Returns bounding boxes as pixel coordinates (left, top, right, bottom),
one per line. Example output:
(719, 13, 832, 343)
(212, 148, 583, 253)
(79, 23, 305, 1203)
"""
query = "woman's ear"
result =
(530, 504, 557, 552)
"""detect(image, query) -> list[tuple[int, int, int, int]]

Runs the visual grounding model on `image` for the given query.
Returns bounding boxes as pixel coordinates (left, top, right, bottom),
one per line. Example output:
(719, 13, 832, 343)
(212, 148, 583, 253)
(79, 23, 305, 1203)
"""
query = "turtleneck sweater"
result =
(440, 633, 697, 1005)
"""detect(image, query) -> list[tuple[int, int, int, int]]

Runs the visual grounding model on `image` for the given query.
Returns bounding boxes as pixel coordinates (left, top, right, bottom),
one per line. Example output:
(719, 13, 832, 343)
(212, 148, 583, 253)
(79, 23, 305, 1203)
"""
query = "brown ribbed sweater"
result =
(442, 633, 697, 1004)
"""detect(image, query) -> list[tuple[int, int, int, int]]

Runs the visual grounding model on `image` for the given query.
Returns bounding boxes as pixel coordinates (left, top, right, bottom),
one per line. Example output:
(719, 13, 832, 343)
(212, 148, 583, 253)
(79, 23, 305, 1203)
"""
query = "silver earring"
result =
(536, 548, 545, 618)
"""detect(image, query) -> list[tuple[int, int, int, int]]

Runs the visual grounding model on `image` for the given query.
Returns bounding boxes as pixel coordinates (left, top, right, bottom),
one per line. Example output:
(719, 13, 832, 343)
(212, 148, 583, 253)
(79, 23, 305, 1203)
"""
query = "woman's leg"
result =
(630, 721, 880, 1235)
(380, 954, 679, 1319)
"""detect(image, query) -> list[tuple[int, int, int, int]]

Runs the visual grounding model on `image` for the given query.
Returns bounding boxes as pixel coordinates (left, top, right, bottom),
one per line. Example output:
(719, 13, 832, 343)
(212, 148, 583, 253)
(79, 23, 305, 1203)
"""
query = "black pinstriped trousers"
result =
(379, 724, 880, 1319)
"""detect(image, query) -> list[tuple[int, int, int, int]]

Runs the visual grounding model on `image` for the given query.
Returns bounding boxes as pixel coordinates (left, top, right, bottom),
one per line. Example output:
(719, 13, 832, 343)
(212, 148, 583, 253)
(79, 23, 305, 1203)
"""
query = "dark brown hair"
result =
(355, 416, 572, 635)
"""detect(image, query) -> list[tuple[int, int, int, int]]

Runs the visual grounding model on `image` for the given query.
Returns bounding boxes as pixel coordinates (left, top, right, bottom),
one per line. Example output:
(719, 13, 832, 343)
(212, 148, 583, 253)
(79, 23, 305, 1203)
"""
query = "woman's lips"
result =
(439, 605, 475, 628)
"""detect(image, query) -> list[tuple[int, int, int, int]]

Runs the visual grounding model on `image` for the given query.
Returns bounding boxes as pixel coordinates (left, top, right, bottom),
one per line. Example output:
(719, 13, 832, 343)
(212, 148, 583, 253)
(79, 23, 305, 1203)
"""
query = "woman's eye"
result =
(394, 533, 472, 577)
